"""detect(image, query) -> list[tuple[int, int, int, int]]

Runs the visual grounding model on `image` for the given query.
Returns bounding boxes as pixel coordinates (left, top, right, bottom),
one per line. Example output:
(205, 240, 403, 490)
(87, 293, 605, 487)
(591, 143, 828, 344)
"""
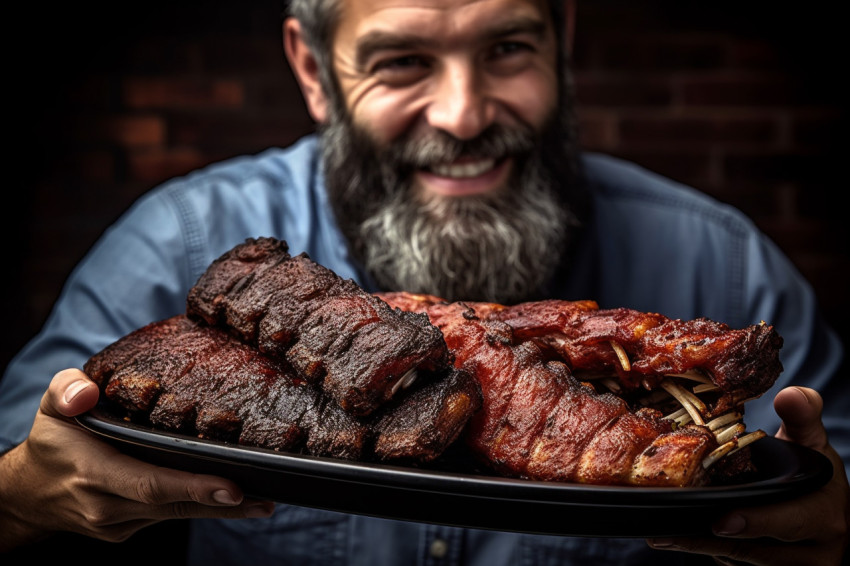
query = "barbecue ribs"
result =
(378, 292, 783, 418)
(186, 237, 451, 416)
(85, 314, 481, 463)
(377, 292, 781, 486)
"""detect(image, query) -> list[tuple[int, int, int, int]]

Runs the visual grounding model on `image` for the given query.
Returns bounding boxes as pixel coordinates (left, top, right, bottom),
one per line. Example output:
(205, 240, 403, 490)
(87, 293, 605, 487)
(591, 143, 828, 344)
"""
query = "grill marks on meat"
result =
(85, 314, 481, 463)
(381, 300, 719, 486)
(186, 238, 451, 416)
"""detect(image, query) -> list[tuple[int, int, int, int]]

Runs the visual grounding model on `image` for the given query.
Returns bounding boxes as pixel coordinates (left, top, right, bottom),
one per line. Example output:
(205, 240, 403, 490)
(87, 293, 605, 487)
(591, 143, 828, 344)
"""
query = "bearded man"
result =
(0, 1, 847, 565)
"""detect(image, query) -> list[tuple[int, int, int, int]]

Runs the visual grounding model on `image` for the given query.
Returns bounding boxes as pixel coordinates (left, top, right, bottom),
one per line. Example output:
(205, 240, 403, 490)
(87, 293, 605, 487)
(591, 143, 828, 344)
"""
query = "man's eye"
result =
(392, 55, 425, 68)
(491, 41, 532, 58)
(374, 55, 427, 72)
(372, 55, 429, 85)
(486, 41, 537, 75)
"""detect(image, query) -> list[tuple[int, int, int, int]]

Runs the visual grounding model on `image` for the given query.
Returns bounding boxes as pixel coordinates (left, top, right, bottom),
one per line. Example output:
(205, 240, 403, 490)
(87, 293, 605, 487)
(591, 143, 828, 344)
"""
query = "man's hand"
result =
(647, 386, 849, 565)
(0, 369, 274, 551)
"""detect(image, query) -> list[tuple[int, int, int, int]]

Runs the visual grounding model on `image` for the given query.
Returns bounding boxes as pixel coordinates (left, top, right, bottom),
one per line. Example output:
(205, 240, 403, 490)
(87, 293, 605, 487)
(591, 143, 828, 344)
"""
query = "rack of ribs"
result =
(185, 237, 451, 416)
(84, 314, 481, 463)
(378, 292, 783, 420)
(377, 292, 783, 486)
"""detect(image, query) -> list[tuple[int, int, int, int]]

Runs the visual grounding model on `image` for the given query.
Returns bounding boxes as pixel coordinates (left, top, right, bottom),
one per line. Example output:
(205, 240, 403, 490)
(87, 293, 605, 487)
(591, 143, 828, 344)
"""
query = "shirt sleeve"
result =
(0, 187, 194, 452)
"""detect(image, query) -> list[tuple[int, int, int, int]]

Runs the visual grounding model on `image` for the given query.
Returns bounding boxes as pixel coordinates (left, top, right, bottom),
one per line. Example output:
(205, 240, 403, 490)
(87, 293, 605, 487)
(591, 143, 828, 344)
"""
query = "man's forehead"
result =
(336, 0, 550, 46)
(336, 0, 553, 33)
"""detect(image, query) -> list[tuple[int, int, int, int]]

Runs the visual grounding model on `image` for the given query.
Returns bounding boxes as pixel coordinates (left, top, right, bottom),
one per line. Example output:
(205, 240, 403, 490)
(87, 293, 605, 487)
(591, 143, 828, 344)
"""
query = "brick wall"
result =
(5, 1, 847, 374)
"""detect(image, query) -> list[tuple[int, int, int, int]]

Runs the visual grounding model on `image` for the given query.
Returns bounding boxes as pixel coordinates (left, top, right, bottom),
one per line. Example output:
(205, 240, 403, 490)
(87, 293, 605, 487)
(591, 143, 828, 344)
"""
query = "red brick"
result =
(124, 37, 203, 74)
(703, 181, 785, 221)
(127, 147, 213, 183)
(169, 113, 315, 152)
(574, 74, 673, 107)
(619, 114, 779, 146)
(67, 115, 166, 147)
(605, 150, 714, 188)
(680, 74, 802, 106)
(582, 33, 730, 71)
(723, 151, 831, 184)
(252, 73, 313, 112)
(200, 37, 287, 75)
(124, 77, 244, 109)
(576, 110, 618, 149)
(54, 150, 117, 183)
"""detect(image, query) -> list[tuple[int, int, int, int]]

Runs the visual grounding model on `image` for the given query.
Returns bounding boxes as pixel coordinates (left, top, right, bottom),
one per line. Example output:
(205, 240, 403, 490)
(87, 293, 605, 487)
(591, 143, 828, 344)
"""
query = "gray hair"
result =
(285, 0, 344, 119)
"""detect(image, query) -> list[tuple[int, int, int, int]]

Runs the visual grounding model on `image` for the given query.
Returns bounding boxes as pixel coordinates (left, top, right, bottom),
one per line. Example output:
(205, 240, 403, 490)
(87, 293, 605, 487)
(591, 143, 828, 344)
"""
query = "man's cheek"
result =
(350, 90, 427, 147)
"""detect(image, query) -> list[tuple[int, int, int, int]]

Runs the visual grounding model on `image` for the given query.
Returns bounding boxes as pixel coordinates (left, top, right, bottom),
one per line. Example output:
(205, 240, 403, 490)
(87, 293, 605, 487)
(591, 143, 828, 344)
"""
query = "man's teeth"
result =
(430, 159, 496, 178)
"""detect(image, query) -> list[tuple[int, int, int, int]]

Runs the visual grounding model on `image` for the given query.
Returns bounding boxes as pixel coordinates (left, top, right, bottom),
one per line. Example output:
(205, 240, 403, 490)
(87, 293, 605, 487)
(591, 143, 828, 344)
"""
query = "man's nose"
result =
(425, 61, 495, 140)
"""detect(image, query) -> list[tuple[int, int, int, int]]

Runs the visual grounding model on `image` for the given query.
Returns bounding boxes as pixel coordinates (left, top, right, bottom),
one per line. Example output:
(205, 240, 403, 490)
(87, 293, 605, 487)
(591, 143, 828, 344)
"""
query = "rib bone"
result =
(610, 341, 631, 372)
(660, 380, 705, 425)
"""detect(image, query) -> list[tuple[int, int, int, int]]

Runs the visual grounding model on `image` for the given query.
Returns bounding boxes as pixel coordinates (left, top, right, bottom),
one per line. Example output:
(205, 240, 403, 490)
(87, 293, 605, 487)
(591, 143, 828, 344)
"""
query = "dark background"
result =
(3, 1, 847, 564)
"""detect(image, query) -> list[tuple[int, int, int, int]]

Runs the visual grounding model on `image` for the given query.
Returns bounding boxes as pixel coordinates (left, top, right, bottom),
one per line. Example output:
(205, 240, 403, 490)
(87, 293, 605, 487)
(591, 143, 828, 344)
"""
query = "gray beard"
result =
(320, 116, 580, 304)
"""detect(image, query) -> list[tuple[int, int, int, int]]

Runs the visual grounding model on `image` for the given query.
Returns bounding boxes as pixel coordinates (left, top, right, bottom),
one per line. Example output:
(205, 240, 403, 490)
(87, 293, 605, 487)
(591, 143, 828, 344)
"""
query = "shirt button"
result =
(429, 538, 448, 559)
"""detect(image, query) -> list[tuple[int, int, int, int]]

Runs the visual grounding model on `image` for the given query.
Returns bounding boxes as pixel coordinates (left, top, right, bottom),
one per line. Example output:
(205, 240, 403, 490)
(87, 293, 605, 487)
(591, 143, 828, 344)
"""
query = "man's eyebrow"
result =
(486, 17, 549, 43)
(354, 16, 549, 69)
(354, 31, 431, 69)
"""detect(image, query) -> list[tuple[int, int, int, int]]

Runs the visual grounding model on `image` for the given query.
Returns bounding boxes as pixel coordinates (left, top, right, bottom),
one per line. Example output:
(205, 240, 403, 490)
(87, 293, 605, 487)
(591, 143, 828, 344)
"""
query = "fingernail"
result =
(212, 490, 239, 505)
(647, 538, 674, 548)
(64, 380, 90, 404)
(714, 513, 746, 536)
(245, 502, 274, 518)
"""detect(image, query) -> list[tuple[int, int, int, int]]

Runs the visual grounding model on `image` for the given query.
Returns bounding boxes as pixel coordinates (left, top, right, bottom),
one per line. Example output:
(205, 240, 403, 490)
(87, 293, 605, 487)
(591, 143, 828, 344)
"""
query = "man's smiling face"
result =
(331, 0, 559, 201)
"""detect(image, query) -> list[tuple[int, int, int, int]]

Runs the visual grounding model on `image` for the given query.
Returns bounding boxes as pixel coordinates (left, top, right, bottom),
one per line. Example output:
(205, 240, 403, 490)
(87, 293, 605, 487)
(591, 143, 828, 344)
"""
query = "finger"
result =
(712, 505, 818, 542)
(78, 490, 275, 532)
(41, 368, 100, 419)
(773, 386, 827, 449)
(711, 461, 847, 545)
(65, 497, 274, 543)
(153, 497, 275, 521)
(97, 449, 259, 509)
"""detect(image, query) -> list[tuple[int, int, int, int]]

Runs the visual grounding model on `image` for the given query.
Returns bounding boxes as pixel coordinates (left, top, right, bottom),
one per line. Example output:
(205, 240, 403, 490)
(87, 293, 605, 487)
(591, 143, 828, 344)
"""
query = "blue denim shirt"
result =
(0, 135, 844, 565)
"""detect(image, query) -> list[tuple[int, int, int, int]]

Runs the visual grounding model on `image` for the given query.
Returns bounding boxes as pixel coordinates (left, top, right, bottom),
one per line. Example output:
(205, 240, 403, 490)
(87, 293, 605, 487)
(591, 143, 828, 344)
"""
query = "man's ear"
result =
(283, 17, 330, 124)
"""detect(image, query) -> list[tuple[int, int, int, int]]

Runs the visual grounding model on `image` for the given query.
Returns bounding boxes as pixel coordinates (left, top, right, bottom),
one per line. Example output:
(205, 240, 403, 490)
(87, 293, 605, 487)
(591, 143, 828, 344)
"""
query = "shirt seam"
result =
(163, 181, 208, 287)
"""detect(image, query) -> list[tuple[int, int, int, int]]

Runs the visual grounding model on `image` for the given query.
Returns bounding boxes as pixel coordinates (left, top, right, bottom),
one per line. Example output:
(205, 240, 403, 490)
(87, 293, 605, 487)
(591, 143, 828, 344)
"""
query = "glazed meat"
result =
(378, 292, 783, 419)
(85, 314, 481, 463)
(186, 238, 451, 416)
(377, 293, 775, 486)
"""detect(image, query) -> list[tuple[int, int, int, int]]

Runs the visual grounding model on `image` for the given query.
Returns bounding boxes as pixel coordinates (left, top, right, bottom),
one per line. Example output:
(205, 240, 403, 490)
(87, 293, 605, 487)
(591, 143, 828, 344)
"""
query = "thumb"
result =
(773, 386, 827, 450)
(41, 368, 101, 419)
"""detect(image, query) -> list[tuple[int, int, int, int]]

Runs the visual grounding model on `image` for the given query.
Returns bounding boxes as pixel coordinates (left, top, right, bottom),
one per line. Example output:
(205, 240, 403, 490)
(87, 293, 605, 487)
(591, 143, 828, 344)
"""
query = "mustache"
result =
(380, 124, 538, 170)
